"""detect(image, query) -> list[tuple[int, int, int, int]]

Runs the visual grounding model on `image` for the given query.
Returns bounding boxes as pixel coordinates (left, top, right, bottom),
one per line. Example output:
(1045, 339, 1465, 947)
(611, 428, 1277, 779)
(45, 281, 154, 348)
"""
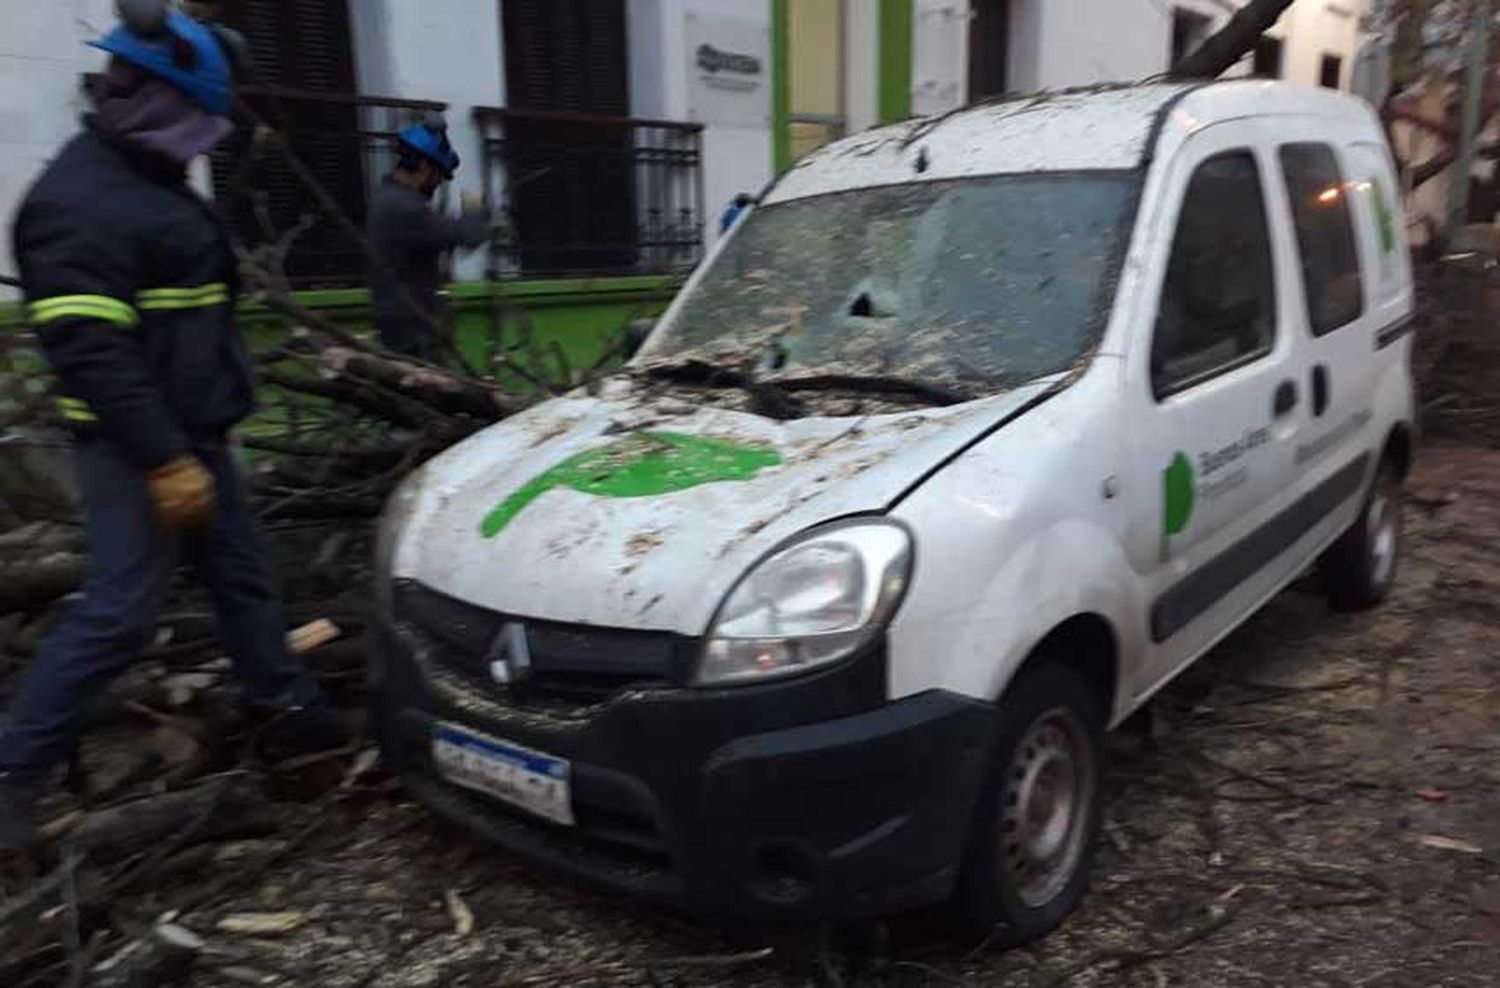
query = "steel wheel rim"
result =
(1368, 490, 1397, 589)
(998, 706, 1095, 909)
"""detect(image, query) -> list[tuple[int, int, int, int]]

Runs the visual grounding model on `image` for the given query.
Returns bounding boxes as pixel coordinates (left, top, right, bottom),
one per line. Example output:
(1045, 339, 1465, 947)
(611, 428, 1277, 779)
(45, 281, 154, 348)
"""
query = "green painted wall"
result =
(771, 0, 792, 174)
(235, 275, 679, 390)
(878, 0, 914, 124)
(2, 276, 681, 402)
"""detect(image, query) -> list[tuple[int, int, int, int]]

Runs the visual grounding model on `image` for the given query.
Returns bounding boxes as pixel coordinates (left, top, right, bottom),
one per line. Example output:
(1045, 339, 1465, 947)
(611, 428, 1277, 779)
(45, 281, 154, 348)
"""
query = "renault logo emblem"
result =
(487, 622, 532, 684)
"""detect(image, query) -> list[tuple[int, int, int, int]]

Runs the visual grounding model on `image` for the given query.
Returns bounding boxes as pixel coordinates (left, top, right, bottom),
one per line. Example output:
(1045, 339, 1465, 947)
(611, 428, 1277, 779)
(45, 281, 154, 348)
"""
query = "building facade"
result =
(908, 0, 1372, 112)
(1, 0, 1374, 302)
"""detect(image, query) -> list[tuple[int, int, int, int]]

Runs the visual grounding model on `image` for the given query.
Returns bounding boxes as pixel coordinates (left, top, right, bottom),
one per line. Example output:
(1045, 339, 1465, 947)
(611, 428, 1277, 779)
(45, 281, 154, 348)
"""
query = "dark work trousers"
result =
(376, 318, 442, 364)
(0, 439, 322, 787)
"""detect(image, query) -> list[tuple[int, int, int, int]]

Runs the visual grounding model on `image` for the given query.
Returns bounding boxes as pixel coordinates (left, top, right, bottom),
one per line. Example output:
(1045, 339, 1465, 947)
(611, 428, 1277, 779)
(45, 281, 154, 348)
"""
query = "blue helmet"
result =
(397, 122, 461, 179)
(90, 8, 234, 116)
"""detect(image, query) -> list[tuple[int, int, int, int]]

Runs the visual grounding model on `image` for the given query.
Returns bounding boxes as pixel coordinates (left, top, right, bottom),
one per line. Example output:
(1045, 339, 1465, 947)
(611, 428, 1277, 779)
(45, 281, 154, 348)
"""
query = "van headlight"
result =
(696, 521, 912, 686)
(374, 468, 425, 616)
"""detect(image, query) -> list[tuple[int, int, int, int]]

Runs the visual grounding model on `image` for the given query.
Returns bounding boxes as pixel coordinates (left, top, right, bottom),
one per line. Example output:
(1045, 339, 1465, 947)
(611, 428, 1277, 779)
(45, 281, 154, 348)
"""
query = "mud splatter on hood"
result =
(391, 380, 1055, 634)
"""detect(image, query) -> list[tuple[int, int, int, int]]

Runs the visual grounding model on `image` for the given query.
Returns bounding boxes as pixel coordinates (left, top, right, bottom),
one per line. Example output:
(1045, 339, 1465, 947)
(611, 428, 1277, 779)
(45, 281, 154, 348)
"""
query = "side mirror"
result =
(720, 193, 756, 233)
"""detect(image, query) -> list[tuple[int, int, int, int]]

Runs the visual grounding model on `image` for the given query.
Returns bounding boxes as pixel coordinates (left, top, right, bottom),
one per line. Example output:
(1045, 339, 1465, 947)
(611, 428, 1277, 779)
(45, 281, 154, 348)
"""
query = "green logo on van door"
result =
(1370, 176, 1396, 255)
(480, 431, 782, 538)
(1162, 452, 1195, 537)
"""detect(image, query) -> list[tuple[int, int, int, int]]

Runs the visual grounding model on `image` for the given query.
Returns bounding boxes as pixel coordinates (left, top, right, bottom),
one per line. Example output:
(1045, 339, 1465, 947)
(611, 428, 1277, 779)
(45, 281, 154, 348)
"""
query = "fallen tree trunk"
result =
(258, 369, 442, 432)
(1170, 0, 1295, 79)
(65, 774, 275, 863)
(0, 551, 85, 613)
(315, 346, 529, 420)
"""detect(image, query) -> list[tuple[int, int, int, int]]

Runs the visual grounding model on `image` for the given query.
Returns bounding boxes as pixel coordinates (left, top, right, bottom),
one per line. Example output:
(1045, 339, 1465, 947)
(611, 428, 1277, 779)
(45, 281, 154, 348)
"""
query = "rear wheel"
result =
(956, 664, 1104, 943)
(1321, 460, 1403, 611)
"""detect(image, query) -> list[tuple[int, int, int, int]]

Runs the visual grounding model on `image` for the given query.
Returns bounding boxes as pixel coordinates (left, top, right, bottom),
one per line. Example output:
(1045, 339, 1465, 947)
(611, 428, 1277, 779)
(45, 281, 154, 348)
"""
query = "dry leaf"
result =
(445, 889, 475, 937)
(217, 911, 306, 936)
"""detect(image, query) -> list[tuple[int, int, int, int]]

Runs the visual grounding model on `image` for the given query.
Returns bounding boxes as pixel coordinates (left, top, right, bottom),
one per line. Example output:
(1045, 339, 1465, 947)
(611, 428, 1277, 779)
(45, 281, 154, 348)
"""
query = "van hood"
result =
(391, 378, 1055, 634)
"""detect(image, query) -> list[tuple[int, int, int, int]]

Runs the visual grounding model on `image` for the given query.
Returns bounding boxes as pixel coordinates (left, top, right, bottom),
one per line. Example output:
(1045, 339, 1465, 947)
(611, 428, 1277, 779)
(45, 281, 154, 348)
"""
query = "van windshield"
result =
(645, 172, 1140, 398)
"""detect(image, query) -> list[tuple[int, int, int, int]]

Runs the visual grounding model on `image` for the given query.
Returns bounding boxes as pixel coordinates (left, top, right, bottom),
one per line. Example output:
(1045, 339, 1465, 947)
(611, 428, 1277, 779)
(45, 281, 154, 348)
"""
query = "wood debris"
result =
(216, 912, 306, 936)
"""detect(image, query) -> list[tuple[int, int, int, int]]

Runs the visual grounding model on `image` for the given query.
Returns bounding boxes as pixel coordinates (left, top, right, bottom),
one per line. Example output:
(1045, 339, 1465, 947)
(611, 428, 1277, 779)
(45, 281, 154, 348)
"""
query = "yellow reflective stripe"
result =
(137, 282, 228, 300)
(138, 293, 230, 311)
(56, 397, 97, 423)
(27, 295, 139, 327)
(137, 283, 230, 310)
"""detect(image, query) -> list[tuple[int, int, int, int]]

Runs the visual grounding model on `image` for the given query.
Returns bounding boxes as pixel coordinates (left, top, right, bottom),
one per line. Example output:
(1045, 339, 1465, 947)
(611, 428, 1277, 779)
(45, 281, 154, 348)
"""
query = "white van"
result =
(371, 81, 1415, 941)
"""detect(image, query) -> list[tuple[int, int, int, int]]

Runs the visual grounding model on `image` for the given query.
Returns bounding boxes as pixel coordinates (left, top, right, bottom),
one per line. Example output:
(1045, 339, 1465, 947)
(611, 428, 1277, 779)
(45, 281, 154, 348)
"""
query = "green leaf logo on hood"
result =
(480, 431, 783, 538)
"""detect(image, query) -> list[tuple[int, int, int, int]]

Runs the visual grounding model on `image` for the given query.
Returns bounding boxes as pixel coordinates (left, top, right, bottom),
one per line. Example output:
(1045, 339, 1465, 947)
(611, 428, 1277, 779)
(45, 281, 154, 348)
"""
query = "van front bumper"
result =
(370, 617, 998, 923)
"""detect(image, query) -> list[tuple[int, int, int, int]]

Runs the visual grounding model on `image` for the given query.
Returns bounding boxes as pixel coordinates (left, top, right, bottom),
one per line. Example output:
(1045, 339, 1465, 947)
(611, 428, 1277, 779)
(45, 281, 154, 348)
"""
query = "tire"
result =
(1320, 459, 1403, 611)
(955, 663, 1105, 944)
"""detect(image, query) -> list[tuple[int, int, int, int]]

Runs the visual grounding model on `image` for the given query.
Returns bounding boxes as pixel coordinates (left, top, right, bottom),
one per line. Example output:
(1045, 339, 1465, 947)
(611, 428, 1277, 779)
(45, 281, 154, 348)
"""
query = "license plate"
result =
(431, 723, 574, 826)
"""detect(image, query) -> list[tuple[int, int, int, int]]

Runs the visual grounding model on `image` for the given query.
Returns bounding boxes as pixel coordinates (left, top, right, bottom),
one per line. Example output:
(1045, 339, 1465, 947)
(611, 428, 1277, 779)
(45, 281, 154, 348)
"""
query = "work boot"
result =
(255, 704, 349, 766)
(0, 775, 39, 852)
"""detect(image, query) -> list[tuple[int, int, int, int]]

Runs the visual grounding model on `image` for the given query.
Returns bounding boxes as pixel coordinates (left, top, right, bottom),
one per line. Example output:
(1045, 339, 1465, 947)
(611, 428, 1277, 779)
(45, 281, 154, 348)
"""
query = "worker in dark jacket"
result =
(368, 119, 491, 361)
(0, 3, 342, 849)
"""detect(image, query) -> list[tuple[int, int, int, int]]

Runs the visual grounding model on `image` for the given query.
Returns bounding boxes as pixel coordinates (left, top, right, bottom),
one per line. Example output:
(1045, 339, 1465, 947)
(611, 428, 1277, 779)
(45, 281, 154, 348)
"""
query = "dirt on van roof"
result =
(9, 440, 1488, 988)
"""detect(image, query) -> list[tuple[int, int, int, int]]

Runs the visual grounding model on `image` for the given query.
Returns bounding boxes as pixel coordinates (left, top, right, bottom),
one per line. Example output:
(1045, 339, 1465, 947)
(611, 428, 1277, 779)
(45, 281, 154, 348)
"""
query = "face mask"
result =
(94, 70, 234, 166)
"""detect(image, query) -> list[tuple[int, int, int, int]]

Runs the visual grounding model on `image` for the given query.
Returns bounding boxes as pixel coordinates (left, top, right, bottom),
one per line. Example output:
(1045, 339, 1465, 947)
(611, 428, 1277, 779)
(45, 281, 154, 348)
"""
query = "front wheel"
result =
(956, 664, 1104, 944)
(1320, 460, 1403, 611)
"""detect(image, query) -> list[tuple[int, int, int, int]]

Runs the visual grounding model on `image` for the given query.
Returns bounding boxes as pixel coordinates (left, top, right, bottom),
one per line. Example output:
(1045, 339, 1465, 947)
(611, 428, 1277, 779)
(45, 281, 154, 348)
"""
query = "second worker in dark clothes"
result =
(368, 118, 491, 362)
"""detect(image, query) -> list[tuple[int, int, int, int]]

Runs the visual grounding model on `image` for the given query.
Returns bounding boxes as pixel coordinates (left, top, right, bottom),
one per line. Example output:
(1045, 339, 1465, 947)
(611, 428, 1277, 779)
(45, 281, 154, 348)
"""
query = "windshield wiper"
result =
(772, 373, 973, 407)
(642, 361, 972, 414)
(641, 358, 804, 419)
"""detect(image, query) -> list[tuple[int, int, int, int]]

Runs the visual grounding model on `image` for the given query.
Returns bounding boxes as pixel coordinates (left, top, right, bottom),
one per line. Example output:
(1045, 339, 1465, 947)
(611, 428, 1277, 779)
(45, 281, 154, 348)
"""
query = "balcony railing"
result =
(473, 107, 705, 278)
(211, 86, 448, 287)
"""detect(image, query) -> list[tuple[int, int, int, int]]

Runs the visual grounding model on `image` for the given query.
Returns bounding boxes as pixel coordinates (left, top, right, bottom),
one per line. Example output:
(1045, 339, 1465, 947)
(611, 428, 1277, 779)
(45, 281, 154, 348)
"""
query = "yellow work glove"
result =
(148, 455, 217, 531)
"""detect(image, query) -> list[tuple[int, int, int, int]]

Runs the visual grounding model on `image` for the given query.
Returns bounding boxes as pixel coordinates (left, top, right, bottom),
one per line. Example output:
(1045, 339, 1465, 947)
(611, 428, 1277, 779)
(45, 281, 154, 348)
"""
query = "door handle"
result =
(1273, 379, 1298, 418)
(1311, 364, 1330, 417)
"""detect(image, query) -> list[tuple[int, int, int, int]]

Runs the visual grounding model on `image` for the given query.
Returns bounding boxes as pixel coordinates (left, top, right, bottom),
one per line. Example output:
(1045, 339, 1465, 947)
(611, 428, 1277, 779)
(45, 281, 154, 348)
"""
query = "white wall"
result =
(629, 0, 773, 249)
(912, 0, 968, 116)
(938, 0, 1370, 100)
(1006, 0, 1044, 95)
(845, 0, 880, 132)
(0, 1, 115, 299)
(1280, 0, 1365, 88)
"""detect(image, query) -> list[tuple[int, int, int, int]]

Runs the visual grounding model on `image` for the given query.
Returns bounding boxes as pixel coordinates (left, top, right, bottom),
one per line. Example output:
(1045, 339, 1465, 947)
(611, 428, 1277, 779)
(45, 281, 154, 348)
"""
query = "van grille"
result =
(394, 580, 686, 700)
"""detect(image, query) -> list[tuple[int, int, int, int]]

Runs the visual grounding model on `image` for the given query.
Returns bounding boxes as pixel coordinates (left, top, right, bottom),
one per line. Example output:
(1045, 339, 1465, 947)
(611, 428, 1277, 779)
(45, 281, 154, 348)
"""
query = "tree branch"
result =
(1170, 0, 1295, 79)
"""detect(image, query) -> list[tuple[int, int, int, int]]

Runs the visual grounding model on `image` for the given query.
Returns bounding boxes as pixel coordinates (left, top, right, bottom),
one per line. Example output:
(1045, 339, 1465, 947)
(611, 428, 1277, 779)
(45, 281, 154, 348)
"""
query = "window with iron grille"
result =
(208, 0, 367, 285)
(500, 0, 637, 275)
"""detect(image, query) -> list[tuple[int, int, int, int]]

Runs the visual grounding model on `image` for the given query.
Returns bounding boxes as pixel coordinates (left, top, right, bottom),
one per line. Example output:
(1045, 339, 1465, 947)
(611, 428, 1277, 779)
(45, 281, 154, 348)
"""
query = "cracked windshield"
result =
(650, 173, 1139, 396)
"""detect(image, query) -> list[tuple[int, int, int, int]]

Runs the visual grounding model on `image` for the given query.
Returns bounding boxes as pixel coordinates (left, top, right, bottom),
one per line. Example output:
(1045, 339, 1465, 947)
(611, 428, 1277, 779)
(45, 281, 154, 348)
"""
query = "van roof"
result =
(765, 80, 1381, 205)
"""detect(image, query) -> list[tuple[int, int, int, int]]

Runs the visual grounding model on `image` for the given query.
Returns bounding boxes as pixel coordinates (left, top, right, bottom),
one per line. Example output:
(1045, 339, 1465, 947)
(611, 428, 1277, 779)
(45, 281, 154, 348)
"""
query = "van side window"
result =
(1151, 151, 1277, 399)
(1279, 143, 1365, 335)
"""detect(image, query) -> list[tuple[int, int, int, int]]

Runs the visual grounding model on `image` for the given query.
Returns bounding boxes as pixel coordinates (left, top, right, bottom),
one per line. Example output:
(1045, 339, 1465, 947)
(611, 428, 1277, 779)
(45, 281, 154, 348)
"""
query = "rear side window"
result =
(1280, 143, 1365, 335)
(1151, 151, 1277, 399)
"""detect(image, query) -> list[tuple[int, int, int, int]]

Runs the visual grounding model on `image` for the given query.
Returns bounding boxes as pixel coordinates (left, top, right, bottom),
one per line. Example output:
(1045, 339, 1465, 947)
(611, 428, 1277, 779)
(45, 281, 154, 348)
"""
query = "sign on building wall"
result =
(686, 12, 771, 127)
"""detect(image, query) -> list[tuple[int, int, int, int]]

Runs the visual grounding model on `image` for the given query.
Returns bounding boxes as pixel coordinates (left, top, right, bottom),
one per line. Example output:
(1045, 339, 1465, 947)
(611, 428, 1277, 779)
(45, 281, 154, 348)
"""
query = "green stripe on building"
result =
(878, 0, 913, 125)
(771, 0, 791, 174)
